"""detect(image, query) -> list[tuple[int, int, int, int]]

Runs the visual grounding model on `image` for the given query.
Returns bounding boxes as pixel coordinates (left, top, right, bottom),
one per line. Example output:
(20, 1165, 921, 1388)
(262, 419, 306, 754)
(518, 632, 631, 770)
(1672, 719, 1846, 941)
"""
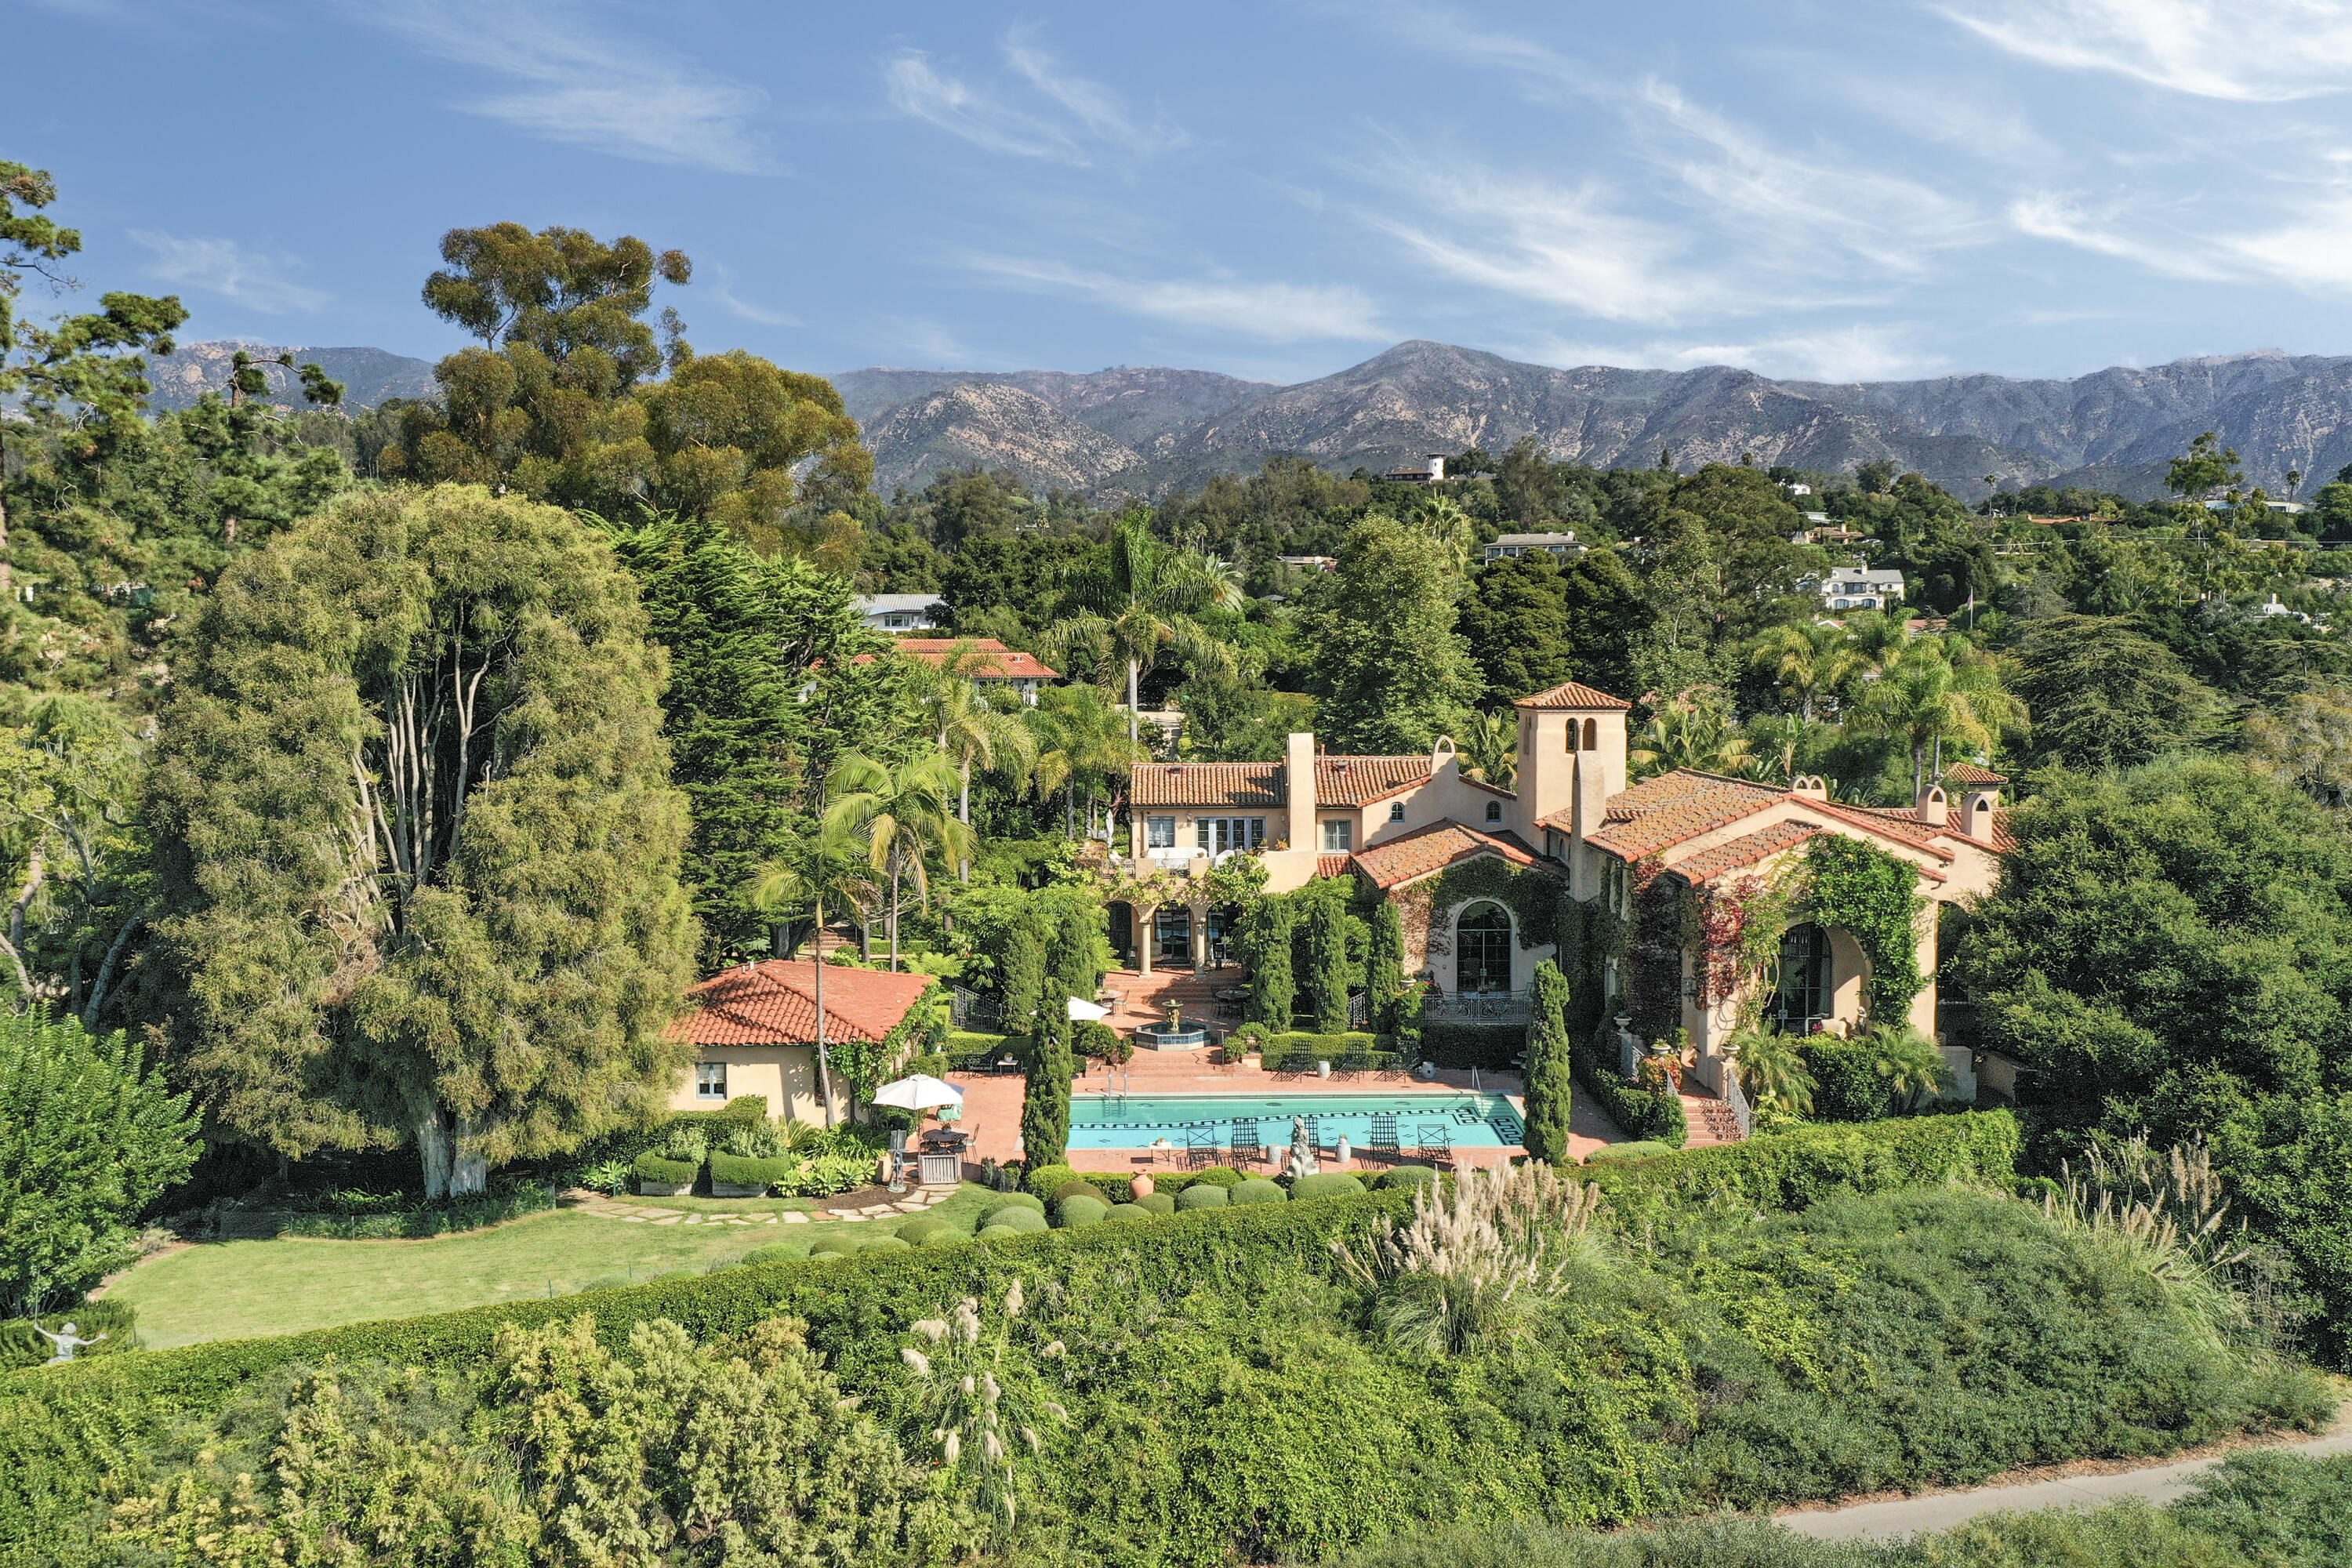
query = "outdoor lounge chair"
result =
(1185, 1127, 1220, 1168)
(1368, 1113, 1400, 1164)
(1415, 1123, 1452, 1167)
(1229, 1120, 1263, 1167)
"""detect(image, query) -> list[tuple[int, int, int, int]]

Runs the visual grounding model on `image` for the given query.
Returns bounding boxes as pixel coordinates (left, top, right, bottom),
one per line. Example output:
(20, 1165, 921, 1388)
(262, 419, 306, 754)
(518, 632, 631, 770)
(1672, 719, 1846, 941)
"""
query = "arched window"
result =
(1455, 902, 1513, 993)
(1566, 720, 1579, 752)
(1582, 717, 1598, 750)
(1771, 922, 1831, 1032)
(1484, 800, 1502, 822)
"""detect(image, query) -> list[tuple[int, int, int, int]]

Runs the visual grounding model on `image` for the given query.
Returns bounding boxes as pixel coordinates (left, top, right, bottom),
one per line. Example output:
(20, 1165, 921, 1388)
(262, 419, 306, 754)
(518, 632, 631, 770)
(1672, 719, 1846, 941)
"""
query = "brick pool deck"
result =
(936, 967, 1630, 1176)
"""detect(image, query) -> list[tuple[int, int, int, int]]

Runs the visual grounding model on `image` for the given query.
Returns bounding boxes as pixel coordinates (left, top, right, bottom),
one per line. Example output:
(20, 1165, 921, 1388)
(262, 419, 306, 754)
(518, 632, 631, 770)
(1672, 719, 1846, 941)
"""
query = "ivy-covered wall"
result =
(1388, 854, 1564, 980)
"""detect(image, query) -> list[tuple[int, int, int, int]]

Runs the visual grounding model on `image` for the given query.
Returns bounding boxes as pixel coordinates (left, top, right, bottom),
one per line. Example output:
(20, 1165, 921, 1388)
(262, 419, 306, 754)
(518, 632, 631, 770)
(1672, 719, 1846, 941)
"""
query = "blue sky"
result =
(12, 0, 2352, 385)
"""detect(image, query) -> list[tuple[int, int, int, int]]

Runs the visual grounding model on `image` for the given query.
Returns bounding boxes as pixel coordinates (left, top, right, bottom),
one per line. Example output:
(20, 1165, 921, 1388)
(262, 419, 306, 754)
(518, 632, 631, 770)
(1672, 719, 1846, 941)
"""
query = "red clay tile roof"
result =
(891, 638, 1059, 680)
(1316, 852, 1356, 879)
(1514, 680, 1632, 710)
(1131, 761, 1284, 808)
(672, 960, 934, 1047)
(1942, 763, 2008, 784)
(1567, 771, 1784, 860)
(1669, 821, 1824, 884)
(1350, 821, 1555, 891)
(1316, 755, 1432, 805)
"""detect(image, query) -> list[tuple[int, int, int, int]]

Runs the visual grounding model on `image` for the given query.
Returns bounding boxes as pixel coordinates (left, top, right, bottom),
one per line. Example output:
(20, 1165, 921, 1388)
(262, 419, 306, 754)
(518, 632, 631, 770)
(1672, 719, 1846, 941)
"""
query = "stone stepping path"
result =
(576, 1187, 959, 1227)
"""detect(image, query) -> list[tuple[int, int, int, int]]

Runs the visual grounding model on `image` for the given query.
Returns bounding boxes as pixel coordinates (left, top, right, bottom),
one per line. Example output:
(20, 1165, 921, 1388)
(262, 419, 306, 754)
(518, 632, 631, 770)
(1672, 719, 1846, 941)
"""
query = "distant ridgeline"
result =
(140, 341, 437, 412)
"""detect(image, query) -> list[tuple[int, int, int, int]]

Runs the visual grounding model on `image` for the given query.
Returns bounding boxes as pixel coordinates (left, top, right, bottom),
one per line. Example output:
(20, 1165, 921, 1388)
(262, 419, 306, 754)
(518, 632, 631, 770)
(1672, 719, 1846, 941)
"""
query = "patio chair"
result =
(1415, 1123, 1453, 1167)
(1368, 1114, 1400, 1165)
(1185, 1127, 1220, 1169)
(1229, 1120, 1263, 1168)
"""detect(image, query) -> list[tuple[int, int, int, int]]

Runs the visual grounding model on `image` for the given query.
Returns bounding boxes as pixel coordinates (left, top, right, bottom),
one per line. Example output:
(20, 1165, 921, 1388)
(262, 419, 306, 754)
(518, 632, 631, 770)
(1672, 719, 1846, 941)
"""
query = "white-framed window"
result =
(1195, 817, 1265, 853)
(1322, 819, 1352, 851)
(1388, 801, 1406, 822)
(1146, 815, 1176, 848)
(695, 1062, 728, 1100)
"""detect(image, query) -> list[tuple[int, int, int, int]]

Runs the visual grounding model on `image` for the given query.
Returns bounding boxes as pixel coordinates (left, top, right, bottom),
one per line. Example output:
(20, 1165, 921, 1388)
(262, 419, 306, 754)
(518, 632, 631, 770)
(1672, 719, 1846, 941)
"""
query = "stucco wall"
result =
(667, 1044, 836, 1125)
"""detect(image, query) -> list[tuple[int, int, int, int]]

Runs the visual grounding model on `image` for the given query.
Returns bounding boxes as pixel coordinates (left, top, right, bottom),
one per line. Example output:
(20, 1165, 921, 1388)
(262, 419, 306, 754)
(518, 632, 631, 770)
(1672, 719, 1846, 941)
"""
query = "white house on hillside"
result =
(1817, 568, 1904, 612)
(856, 593, 946, 632)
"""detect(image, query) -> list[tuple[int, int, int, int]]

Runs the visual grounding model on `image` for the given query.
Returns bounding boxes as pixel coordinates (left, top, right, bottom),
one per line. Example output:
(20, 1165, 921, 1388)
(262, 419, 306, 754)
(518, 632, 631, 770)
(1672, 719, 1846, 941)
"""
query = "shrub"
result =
(1230, 1179, 1287, 1205)
(1581, 1112, 2022, 1218)
(1052, 1179, 1100, 1204)
(1105, 1203, 1150, 1222)
(919, 1229, 967, 1248)
(1025, 1163, 1081, 1198)
(1576, 1060, 1690, 1147)
(632, 1152, 700, 1189)
(989, 1192, 1046, 1216)
(1058, 1196, 1109, 1227)
(1186, 1166, 1244, 1189)
(864, 1235, 913, 1253)
(1376, 1165, 1439, 1190)
(895, 1219, 948, 1246)
(1136, 1193, 1176, 1215)
(1802, 1040, 1896, 1122)
(983, 1206, 1050, 1235)
(1586, 1142, 1673, 1163)
(281, 1180, 559, 1239)
(976, 1225, 1023, 1240)
(707, 1152, 794, 1194)
(1174, 1184, 1229, 1210)
(1291, 1174, 1367, 1202)
(1418, 1021, 1524, 1071)
(743, 1243, 808, 1265)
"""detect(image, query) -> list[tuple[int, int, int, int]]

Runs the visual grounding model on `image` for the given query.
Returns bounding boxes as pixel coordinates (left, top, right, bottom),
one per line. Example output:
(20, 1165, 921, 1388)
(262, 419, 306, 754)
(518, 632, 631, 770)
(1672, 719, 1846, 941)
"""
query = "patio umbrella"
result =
(1068, 996, 1109, 1021)
(871, 1074, 965, 1111)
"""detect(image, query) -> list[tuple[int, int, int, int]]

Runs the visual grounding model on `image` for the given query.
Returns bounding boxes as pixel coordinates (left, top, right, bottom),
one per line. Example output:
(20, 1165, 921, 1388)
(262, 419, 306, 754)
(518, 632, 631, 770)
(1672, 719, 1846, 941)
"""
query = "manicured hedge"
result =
(1578, 1062, 1689, 1146)
(1028, 1165, 1254, 1203)
(1579, 1111, 2021, 1217)
(1261, 1033, 1399, 1074)
(1291, 1173, 1367, 1201)
(281, 1181, 558, 1239)
(1417, 1021, 1524, 1071)
(631, 1152, 700, 1186)
(706, 1152, 794, 1193)
(1801, 1040, 1899, 1122)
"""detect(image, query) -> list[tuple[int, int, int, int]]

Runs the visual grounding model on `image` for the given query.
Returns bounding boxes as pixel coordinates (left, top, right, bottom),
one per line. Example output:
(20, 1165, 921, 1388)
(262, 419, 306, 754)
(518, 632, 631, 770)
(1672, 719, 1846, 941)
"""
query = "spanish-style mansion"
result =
(1127, 680, 2009, 1100)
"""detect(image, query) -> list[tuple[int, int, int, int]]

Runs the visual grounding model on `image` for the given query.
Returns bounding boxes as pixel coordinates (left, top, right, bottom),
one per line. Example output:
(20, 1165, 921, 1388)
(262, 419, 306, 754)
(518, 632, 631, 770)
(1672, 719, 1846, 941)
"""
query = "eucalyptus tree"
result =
(748, 801, 878, 1129)
(824, 750, 972, 971)
(148, 485, 698, 1196)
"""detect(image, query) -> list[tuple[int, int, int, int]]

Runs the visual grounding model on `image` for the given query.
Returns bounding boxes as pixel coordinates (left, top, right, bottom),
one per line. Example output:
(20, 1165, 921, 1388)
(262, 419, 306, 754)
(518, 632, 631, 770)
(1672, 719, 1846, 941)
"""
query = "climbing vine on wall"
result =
(1800, 837, 1926, 1025)
(1692, 871, 1795, 1018)
(1426, 855, 1560, 950)
(1626, 856, 1683, 1043)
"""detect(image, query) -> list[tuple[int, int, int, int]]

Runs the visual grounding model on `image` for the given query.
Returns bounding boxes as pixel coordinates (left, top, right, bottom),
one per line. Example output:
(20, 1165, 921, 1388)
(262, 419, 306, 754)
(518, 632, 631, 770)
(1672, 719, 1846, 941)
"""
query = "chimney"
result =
(1960, 786, 2000, 840)
(1915, 783, 1948, 827)
(1426, 453, 1446, 482)
(1285, 731, 1316, 851)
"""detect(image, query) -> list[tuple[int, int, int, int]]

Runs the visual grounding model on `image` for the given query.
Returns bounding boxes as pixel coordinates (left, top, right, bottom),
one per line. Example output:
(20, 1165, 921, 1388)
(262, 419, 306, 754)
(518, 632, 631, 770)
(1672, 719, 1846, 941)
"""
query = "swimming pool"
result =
(1065, 1091, 1524, 1150)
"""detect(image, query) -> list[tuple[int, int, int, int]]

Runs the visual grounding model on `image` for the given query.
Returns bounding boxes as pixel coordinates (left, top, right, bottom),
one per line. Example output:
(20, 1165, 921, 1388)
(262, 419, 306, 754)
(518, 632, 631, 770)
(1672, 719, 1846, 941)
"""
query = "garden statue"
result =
(1167, 1000, 1184, 1032)
(31, 1320, 107, 1366)
(1288, 1116, 1318, 1178)
(1334, 1133, 1352, 1167)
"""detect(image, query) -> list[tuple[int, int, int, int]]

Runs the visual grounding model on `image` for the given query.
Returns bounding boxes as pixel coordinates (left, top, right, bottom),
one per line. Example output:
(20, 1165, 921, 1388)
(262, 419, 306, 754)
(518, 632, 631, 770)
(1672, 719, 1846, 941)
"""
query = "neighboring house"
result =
(855, 593, 947, 632)
(1382, 454, 1447, 484)
(1784, 482, 1813, 497)
(1817, 568, 1905, 611)
(1121, 677, 2005, 1094)
(667, 960, 933, 1122)
(1276, 555, 1338, 572)
(1482, 532, 1583, 564)
(886, 637, 1060, 704)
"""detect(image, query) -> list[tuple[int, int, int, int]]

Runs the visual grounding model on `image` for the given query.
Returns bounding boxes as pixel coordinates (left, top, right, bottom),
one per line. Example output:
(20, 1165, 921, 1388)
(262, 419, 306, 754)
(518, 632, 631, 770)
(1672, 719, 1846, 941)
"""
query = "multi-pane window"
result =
(695, 1061, 728, 1100)
(1388, 801, 1406, 822)
(1455, 902, 1512, 993)
(1322, 819, 1352, 851)
(1771, 923, 1831, 1033)
(1194, 817, 1265, 853)
(1484, 800, 1502, 822)
(1146, 815, 1176, 848)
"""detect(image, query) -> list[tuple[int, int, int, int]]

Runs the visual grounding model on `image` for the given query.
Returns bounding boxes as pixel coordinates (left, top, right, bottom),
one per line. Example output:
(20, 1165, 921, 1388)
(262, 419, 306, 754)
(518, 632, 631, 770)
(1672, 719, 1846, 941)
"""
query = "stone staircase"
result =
(1679, 1090, 1745, 1148)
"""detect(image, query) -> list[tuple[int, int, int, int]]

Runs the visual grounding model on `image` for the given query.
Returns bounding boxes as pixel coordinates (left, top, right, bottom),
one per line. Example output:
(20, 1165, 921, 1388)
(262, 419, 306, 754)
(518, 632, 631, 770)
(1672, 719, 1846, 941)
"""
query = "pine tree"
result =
(1367, 902, 1406, 1036)
(1308, 895, 1348, 1034)
(1020, 987, 1073, 1169)
(1522, 960, 1575, 1164)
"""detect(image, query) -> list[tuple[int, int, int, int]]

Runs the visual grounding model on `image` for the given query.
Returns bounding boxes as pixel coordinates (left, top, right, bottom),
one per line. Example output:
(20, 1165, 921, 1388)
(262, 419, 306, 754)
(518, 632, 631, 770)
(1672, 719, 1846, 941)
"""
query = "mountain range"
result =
(150, 339, 2352, 503)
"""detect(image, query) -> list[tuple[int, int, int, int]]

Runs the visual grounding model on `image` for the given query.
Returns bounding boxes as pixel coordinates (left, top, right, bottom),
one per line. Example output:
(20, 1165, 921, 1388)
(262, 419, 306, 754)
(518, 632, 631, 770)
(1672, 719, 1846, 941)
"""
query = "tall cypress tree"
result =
(1000, 923, 1049, 1041)
(1308, 895, 1348, 1034)
(1243, 896, 1296, 1029)
(1020, 985, 1074, 1169)
(1522, 959, 1575, 1164)
(1050, 902, 1104, 1004)
(1367, 902, 1406, 1036)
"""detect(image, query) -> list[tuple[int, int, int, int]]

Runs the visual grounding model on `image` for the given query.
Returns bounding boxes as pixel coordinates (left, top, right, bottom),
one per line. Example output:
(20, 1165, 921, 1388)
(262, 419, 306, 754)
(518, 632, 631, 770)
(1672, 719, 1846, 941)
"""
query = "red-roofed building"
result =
(840, 637, 1060, 705)
(666, 960, 934, 1122)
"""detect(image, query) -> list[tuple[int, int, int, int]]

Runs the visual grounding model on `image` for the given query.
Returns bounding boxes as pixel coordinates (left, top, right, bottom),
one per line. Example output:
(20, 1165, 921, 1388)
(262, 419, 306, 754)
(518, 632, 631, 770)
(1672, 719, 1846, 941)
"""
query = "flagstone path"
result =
(572, 1186, 962, 1226)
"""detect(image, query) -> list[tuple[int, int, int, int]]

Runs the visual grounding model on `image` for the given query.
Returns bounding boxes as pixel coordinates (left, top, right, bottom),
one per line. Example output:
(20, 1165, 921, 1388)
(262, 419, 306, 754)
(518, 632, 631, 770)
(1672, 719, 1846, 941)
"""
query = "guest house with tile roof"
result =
(666, 960, 934, 1123)
(1122, 679, 2008, 1099)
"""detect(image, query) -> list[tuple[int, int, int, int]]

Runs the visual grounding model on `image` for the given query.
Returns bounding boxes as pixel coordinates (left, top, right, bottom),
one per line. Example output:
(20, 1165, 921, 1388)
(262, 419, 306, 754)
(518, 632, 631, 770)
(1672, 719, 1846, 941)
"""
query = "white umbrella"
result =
(1067, 996, 1109, 1021)
(871, 1074, 964, 1111)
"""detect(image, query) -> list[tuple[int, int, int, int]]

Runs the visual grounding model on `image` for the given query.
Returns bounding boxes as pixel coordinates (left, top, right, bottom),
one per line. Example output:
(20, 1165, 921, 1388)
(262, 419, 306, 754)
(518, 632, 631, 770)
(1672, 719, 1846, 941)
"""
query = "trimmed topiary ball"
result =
(1174, 1183, 1229, 1210)
(1587, 1141, 1672, 1163)
(1230, 1178, 1287, 1205)
(1135, 1192, 1176, 1215)
(1186, 1166, 1244, 1189)
(1057, 1194, 1109, 1227)
(990, 1192, 1047, 1216)
(896, 1218, 948, 1245)
(744, 1243, 808, 1265)
(977, 1223, 1023, 1240)
(1054, 1179, 1102, 1205)
(920, 1228, 967, 1247)
(1377, 1164, 1439, 1190)
(865, 1234, 913, 1252)
(1104, 1203, 1150, 1221)
(1025, 1163, 1080, 1198)
(1290, 1173, 1367, 1202)
(984, 1205, 1050, 1233)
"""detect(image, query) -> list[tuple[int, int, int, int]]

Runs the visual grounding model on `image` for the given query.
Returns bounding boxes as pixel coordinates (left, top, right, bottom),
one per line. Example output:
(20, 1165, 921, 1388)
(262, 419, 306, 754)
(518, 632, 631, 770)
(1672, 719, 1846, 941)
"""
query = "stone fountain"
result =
(1134, 997, 1210, 1053)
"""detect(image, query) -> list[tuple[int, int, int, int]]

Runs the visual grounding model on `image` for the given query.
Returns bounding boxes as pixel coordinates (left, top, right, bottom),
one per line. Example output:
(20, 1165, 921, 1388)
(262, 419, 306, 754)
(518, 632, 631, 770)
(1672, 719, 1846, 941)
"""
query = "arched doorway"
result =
(1771, 922, 1831, 1033)
(1455, 902, 1513, 993)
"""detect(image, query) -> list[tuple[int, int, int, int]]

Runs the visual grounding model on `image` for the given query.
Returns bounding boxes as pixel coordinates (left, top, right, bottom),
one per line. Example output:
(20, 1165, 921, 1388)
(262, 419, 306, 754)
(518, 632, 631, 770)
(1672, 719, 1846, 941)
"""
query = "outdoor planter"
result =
(637, 1178, 694, 1197)
(710, 1179, 768, 1198)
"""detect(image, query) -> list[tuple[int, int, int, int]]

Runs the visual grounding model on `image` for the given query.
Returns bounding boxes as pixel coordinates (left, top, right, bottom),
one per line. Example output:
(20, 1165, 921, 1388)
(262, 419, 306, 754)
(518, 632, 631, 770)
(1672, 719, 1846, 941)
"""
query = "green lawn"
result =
(106, 1185, 1001, 1348)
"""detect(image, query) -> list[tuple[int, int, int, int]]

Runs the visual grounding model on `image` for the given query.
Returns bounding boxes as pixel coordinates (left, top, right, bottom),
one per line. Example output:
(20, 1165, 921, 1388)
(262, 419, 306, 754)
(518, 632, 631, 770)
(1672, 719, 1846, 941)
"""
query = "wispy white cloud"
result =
(1002, 25, 1189, 155)
(885, 28, 1189, 167)
(127, 231, 329, 314)
(358, 1, 771, 173)
(700, 263, 800, 328)
(884, 50, 1084, 163)
(960, 255, 1385, 343)
(1511, 324, 1947, 383)
(884, 318, 982, 365)
(1936, 0, 2352, 102)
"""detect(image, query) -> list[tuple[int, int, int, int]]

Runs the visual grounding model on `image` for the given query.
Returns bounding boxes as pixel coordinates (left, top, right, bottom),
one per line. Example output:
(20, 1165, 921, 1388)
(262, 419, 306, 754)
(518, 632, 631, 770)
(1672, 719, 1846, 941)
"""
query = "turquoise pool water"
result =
(1065, 1091, 1523, 1150)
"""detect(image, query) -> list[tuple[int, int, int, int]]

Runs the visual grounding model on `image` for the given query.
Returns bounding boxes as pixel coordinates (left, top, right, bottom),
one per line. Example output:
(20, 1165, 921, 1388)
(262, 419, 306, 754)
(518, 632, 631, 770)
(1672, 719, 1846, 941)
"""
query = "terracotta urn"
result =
(1130, 1173, 1155, 1201)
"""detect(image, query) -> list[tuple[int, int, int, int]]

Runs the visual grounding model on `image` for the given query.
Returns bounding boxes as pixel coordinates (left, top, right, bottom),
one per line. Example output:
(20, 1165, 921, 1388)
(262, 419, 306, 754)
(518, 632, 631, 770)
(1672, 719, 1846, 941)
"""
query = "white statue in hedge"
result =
(1288, 1116, 1318, 1178)
(31, 1320, 107, 1365)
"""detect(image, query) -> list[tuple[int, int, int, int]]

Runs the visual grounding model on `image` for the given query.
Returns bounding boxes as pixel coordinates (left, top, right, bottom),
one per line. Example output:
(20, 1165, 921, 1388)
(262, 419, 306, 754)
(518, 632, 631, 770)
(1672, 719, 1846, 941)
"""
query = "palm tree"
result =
(1854, 636, 2024, 798)
(1860, 1024, 1955, 1109)
(913, 649, 1035, 880)
(1404, 493, 1475, 579)
(1027, 685, 1148, 842)
(1749, 620, 1857, 723)
(1460, 708, 1517, 788)
(825, 751, 974, 972)
(745, 786, 879, 1129)
(1630, 688, 1751, 779)
(1050, 516, 1242, 744)
(1740, 712, 1808, 786)
(1839, 608, 1911, 680)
